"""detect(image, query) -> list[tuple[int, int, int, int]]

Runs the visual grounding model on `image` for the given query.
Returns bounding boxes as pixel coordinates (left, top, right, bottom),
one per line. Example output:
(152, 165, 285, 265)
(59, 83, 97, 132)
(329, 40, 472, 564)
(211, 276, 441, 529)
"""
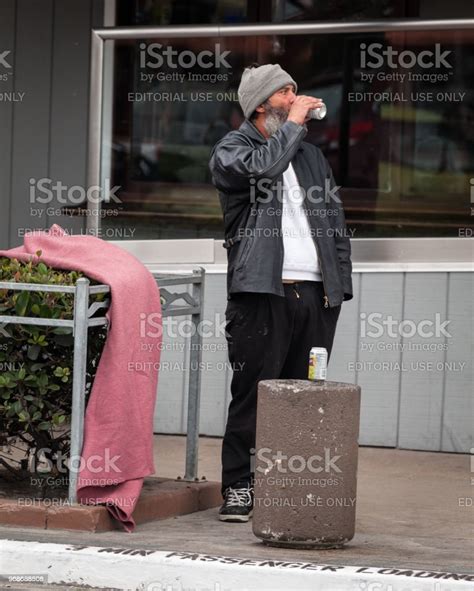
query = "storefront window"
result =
(116, 0, 425, 26)
(271, 0, 411, 21)
(117, 0, 249, 26)
(101, 28, 474, 239)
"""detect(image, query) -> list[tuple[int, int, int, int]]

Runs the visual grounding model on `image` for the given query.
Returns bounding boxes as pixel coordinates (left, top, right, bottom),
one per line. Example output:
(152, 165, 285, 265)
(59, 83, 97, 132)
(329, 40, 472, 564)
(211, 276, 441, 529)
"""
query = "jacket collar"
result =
(239, 119, 266, 144)
(239, 119, 305, 151)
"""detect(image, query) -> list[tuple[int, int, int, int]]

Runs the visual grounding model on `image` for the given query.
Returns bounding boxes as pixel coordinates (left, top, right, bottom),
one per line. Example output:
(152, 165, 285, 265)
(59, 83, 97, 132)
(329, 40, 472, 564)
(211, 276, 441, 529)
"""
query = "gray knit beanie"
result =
(237, 64, 298, 119)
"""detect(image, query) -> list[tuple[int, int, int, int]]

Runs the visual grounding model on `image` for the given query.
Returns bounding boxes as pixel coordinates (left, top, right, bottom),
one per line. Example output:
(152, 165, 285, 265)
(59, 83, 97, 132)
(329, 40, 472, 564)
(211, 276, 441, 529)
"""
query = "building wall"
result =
(1, 2, 472, 453)
(154, 270, 473, 453)
(0, 0, 103, 247)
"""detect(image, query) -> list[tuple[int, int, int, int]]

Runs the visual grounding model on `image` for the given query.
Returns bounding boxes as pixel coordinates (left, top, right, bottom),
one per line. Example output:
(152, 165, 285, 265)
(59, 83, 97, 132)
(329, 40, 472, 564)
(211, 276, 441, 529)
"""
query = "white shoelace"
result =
(226, 486, 253, 507)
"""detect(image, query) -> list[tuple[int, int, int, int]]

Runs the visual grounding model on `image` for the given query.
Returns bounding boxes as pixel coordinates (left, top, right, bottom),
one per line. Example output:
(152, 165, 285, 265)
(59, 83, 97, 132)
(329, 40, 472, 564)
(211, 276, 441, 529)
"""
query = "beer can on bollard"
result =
(308, 347, 328, 380)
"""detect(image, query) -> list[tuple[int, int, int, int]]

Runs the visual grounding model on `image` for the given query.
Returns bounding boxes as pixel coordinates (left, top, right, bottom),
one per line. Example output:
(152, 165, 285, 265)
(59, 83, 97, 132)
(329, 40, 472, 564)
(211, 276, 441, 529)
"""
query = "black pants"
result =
(221, 281, 341, 494)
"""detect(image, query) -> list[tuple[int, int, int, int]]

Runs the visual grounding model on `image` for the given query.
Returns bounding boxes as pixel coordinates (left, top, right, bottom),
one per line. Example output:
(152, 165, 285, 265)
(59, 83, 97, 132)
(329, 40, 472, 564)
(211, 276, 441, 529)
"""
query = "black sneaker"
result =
(219, 481, 254, 522)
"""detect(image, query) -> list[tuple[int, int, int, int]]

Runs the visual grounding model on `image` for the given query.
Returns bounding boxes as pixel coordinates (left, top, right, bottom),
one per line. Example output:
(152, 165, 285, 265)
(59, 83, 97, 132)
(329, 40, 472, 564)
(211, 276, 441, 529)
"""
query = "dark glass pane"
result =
(116, 0, 423, 26)
(117, 0, 248, 26)
(271, 0, 411, 22)
(102, 29, 474, 239)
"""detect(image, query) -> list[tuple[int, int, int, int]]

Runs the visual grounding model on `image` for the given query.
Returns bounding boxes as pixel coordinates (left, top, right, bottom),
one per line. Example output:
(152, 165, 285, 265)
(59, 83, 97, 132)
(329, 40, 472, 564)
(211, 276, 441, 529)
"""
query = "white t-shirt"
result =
(281, 162, 322, 282)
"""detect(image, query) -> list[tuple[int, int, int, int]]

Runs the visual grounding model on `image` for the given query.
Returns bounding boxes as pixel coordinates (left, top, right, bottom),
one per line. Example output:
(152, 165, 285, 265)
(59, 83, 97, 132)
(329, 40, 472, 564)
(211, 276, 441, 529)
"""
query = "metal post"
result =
(86, 30, 104, 235)
(183, 269, 205, 481)
(68, 278, 90, 503)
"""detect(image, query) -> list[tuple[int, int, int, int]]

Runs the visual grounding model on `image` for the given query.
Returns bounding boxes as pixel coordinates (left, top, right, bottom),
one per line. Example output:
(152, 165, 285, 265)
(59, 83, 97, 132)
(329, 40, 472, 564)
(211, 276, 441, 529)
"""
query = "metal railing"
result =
(153, 269, 205, 484)
(0, 267, 205, 503)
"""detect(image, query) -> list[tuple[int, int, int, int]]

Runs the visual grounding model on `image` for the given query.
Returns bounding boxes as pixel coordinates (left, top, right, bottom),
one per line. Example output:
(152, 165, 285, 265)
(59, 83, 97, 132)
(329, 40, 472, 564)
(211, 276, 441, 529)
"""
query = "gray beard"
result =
(263, 105, 307, 135)
(263, 106, 288, 136)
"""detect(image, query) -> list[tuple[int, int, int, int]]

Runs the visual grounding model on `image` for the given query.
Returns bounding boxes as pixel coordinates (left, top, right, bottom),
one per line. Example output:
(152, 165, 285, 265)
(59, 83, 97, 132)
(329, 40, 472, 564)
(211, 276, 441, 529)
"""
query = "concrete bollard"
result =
(252, 379, 361, 549)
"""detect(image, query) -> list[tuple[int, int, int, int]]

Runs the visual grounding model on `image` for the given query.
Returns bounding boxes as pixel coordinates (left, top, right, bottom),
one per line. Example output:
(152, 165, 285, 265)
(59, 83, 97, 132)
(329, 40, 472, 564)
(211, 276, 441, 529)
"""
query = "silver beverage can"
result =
(309, 103, 327, 120)
(308, 347, 328, 380)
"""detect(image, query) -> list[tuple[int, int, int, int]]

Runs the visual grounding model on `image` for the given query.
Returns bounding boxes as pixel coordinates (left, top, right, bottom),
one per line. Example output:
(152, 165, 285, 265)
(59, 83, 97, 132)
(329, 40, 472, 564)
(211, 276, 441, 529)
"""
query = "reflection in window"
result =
(117, 0, 248, 26)
(117, 0, 423, 26)
(271, 0, 409, 21)
(102, 30, 474, 239)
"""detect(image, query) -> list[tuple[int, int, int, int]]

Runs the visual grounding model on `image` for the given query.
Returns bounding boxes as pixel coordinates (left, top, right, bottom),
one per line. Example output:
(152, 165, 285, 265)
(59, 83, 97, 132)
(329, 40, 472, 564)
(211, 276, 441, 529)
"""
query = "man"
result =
(209, 63, 353, 522)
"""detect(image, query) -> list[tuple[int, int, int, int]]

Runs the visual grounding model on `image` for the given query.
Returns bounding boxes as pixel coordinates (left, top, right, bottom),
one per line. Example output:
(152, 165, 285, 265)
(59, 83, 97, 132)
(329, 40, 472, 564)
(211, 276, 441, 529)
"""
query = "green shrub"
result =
(0, 252, 107, 493)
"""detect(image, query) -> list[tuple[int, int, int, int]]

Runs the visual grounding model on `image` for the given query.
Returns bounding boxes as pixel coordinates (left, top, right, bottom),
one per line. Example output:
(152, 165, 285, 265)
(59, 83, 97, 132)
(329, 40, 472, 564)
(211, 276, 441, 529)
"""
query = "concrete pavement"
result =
(0, 435, 473, 590)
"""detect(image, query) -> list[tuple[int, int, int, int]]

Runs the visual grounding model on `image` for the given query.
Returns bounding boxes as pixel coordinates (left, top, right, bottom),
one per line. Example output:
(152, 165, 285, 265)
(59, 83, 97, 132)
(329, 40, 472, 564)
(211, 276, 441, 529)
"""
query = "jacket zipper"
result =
(314, 238, 329, 308)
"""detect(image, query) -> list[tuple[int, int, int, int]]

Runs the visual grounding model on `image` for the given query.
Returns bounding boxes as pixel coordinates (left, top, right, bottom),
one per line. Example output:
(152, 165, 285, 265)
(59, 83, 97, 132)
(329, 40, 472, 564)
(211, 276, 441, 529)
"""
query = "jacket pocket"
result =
(235, 236, 253, 270)
(224, 298, 247, 335)
(224, 308, 238, 336)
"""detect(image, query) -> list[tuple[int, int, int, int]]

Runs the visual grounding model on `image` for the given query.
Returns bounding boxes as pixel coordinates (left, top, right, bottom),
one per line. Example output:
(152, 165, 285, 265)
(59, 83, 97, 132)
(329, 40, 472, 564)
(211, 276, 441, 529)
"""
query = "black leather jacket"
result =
(209, 119, 353, 308)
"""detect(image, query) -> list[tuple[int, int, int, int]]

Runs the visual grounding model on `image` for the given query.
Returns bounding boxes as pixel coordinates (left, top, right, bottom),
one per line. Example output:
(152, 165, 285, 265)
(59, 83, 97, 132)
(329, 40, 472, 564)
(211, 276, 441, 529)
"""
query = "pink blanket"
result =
(0, 225, 162, 531)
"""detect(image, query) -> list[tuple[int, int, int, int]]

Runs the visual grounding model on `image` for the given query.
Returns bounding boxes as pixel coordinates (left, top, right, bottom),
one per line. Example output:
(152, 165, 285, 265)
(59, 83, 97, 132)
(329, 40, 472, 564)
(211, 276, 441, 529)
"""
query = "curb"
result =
(1, 540, 473, 591)
(0, 478, 221, 532)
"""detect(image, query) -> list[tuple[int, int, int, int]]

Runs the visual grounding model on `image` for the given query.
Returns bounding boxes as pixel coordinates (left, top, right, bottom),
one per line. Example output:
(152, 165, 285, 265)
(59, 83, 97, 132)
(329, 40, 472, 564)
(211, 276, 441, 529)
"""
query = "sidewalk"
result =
(1, 435, 473, 590)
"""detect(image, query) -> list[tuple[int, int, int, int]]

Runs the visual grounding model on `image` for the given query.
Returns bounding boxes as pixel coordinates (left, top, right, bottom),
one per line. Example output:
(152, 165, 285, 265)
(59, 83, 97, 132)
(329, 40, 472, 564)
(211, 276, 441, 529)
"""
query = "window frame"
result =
(87, 19, 474, 266)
